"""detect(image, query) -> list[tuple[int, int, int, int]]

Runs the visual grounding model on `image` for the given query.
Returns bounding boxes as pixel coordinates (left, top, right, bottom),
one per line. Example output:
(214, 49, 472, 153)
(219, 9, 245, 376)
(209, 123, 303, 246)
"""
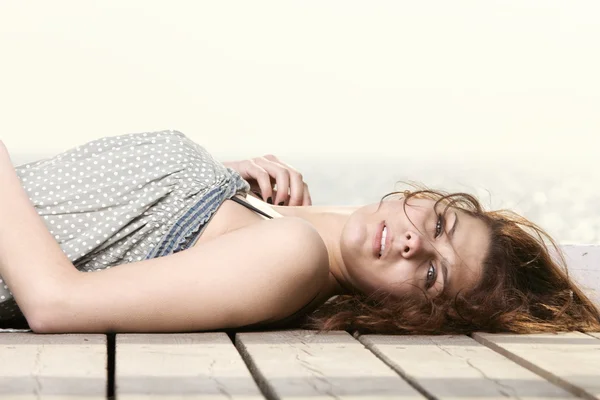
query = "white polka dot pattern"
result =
(0, 130, 250, 322)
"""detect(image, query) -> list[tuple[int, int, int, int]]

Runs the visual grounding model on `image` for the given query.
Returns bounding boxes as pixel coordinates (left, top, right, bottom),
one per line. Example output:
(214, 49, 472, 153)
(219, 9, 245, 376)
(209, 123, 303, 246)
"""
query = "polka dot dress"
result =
(0, 130, 250, 322)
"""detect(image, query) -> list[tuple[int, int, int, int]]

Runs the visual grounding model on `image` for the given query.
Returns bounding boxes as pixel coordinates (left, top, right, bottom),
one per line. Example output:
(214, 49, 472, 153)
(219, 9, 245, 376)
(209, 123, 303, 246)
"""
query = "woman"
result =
(0, 130, 599, 334)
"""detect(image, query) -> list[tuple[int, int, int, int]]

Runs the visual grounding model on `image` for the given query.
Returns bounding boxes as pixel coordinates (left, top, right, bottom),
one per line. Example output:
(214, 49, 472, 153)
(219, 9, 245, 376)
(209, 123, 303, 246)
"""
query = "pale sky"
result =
(1, 1, 599, 167)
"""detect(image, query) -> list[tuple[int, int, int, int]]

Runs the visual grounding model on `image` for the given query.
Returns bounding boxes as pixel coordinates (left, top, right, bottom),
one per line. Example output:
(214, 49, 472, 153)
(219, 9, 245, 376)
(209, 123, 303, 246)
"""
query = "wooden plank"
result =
(0, 333, 106, 399)
(359, 334, 575, 400)
(473, 332, 600, 400)
(116, 332, 264, 400)
(235, 330, 424, 400)
(560, 245, 600, 306)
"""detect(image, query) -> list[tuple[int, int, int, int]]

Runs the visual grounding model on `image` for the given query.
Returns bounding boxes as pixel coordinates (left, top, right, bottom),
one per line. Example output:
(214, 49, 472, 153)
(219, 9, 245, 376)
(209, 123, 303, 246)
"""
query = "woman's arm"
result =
(0, 142, 77, 320)
(40, 217, 329, 333)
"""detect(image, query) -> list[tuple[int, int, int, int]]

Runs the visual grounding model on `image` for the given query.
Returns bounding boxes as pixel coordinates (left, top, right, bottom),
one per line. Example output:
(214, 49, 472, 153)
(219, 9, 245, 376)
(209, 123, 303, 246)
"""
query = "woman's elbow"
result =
(27, 312, 54, 333)
(22, 295, 68, 333)
(27, 302, 83, 333)
(22, 274, 82, 333)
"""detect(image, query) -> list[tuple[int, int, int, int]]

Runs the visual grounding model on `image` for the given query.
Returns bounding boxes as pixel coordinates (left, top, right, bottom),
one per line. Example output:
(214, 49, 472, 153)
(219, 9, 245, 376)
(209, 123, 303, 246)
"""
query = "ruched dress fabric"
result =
(0, 130, 250, 322)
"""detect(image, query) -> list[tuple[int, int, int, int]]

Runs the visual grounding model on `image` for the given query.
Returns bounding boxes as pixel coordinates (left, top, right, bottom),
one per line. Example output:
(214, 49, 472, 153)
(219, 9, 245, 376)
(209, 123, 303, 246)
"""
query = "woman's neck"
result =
(274, 203, 359, 298)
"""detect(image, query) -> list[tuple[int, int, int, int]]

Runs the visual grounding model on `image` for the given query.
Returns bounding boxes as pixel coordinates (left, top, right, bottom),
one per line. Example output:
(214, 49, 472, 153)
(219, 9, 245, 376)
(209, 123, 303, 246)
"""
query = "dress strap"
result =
(230, 196, 274, 219)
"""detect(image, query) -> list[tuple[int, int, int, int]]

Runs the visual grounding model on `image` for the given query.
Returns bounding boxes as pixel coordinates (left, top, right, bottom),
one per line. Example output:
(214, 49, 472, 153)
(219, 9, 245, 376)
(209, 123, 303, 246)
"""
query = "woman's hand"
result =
(222, 155, 312, 206)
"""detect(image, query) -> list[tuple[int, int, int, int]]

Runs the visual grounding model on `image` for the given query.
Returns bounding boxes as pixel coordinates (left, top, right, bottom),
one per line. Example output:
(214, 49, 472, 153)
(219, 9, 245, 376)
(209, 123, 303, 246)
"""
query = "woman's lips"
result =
(373, 221, 385, 258)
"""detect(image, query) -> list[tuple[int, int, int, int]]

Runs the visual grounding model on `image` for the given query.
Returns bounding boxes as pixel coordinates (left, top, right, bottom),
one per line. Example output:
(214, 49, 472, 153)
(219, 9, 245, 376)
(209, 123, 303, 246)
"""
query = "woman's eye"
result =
(434, 214, 444, 238)
(426, 263, 437, 289)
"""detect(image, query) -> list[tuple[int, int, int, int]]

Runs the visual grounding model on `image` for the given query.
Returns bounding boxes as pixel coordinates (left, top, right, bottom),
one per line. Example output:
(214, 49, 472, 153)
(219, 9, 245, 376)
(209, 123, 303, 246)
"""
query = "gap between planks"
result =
(235, 329, 424, 399)
(114, 332, 265, 400)
(357, 332, 577, 400)
(472, 332, 600, 400)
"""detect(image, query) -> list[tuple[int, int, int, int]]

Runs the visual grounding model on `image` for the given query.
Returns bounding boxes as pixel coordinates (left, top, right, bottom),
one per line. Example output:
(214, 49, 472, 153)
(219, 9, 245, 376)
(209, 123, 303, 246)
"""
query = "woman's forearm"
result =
(0, 143, 77, 317)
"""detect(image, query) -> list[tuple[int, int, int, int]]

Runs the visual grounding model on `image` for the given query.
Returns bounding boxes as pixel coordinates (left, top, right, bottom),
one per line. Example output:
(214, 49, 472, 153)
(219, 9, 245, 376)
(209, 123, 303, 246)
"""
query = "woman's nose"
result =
(400, 231, 423, 258)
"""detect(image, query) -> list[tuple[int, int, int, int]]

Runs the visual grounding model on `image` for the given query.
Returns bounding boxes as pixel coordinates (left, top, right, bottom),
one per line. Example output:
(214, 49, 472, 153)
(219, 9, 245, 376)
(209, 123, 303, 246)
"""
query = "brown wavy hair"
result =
(301, 188, 600, 334)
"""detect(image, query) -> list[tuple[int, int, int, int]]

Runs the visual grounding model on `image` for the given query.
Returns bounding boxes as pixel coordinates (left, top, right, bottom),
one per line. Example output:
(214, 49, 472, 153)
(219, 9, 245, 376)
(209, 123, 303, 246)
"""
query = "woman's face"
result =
(340, 196, 491, 300)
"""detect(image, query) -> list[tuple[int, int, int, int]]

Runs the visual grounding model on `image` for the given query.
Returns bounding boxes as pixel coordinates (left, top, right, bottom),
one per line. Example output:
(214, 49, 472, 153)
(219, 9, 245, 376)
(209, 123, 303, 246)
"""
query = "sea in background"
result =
(278, 155, 600, 246)
(9, 152, 600, 246)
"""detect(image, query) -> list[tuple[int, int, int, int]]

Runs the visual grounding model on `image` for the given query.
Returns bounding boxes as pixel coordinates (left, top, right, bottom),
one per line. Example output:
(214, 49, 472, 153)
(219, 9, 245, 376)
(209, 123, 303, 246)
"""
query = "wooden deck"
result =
(1, 330, 600, 399)
(1, 245, 599, 399)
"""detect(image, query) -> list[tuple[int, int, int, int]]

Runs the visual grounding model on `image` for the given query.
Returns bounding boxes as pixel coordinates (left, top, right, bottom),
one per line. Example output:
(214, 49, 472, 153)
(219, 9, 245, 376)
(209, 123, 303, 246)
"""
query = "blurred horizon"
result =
(10, 149, 600, 246)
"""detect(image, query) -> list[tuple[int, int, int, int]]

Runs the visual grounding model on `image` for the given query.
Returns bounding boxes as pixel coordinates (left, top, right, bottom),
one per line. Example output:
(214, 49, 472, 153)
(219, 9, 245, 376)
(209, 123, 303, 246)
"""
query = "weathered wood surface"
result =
(235, 330, 424, 400)
(561, 244, 600, 306)
(115, 333, 264, 399)
(0, 333, 106, 399)
(473, 332, 600, 400)
(359, 334, 575, 400)
(1, 330, 600, 400)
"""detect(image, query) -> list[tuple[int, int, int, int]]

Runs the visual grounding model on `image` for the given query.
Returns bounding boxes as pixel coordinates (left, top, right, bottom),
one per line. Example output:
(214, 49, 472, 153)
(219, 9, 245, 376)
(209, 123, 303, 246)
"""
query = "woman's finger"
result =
(302, 183, 312, 206)
(262, 154, 281, 164)
(252, 157, 291, 206)
(286, 170, 305, 206)
(260, 155, 306, 206)
(244, 162, 274, 204)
